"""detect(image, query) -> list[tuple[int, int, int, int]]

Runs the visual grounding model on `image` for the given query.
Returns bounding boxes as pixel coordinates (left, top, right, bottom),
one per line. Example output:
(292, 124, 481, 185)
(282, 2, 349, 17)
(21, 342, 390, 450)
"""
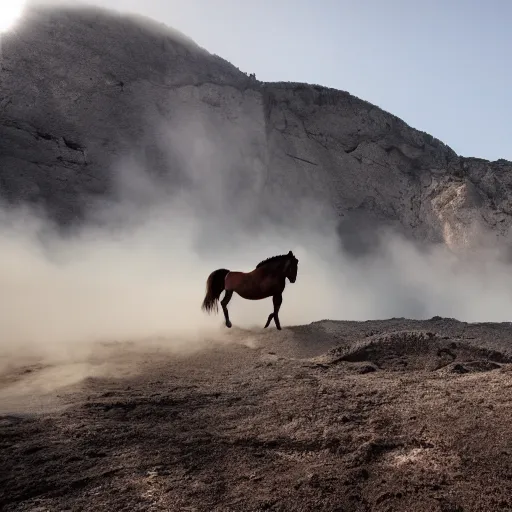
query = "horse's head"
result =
(283, 250, 299, 283)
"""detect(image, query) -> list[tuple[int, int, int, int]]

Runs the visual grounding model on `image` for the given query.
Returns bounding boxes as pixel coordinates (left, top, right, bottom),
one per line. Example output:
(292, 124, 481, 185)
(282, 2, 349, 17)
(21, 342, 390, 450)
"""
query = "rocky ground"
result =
(1, 317, 512, 511)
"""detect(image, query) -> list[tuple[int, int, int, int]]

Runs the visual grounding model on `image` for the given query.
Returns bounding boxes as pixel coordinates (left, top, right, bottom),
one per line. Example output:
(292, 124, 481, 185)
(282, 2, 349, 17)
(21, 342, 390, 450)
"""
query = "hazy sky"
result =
(30, 0, 511, 161)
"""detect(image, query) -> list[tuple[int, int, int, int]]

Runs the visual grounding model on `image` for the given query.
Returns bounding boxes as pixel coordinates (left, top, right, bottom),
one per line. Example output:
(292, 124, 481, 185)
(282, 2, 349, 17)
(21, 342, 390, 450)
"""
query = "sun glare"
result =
(0, 0, 26, 33)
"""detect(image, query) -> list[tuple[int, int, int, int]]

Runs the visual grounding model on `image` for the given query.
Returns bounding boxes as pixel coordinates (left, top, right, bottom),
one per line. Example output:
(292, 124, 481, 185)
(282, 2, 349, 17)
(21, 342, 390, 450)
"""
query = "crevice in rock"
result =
(36, 130, 57, 142)
(299, 119, 329, 151)
(285, 153, 318, 166)
(344, 143, 359, 154)
(306, 131, 329, 150)
(63, 137, 84, 152)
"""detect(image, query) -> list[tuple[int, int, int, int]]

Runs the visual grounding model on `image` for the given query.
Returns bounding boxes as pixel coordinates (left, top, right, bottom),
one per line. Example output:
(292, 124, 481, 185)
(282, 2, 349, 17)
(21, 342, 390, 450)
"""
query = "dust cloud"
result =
(2, 111, 512, 374)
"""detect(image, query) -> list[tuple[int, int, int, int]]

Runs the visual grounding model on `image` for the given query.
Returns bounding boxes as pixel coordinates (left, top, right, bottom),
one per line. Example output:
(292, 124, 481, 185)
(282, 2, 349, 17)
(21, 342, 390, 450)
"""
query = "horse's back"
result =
(224, 270, 251, 290)
(225, 268, 283, 300)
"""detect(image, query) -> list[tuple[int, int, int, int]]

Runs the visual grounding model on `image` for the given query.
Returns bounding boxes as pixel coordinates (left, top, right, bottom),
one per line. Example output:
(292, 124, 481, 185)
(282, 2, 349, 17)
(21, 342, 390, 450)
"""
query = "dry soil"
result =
(1, 317, 512, 511)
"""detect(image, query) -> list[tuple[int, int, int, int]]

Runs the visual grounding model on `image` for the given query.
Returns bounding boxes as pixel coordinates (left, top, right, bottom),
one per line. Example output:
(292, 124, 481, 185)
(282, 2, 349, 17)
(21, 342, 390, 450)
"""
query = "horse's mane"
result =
(256, 253, 292, 269)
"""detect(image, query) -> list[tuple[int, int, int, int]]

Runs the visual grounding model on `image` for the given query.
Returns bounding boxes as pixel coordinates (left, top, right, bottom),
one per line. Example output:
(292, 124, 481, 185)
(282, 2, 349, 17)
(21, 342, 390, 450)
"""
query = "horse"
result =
(201, 251, 299, 330)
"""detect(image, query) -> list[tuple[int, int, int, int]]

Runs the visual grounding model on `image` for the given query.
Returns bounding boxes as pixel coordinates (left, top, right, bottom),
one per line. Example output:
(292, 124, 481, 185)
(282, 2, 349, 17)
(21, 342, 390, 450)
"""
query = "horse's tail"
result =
(201, 268, 230, 314)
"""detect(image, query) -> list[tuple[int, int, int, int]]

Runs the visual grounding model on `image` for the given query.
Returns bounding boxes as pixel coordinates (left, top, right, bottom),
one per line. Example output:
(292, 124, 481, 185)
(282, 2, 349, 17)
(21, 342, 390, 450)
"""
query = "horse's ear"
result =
(288, 250, 293, 256)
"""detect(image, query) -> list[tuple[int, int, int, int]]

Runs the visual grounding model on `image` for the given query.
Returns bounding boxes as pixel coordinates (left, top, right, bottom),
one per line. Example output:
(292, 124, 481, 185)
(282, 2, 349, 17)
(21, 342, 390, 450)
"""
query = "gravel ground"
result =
(1, 317, 512, 512)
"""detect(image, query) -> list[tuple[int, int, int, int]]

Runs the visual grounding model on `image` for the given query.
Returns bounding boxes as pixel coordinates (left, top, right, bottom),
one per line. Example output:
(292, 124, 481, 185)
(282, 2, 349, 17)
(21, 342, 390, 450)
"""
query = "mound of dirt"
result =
(320, 330, 511, 372)
(441, 360, 502, 374)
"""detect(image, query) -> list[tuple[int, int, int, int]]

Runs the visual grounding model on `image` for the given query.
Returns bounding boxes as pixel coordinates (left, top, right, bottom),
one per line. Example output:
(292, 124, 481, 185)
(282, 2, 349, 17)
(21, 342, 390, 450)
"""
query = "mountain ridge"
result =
(1, 4, 512, 250)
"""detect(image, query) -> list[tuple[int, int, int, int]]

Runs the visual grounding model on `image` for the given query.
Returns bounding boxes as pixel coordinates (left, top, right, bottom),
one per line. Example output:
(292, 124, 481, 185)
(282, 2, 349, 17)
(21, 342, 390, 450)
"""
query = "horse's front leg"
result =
(264, 293, 283, 330)
(221, 290, 233, 328)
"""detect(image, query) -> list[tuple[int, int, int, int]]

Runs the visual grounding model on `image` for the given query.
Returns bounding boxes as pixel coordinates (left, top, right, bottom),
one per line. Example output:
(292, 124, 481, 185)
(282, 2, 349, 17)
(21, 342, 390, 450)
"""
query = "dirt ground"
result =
(1, 317, 512, 512)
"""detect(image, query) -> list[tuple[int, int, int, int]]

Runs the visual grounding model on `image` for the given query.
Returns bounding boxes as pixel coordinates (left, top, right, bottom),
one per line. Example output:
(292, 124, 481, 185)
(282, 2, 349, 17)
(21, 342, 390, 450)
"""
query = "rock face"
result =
(1, 5, 512, 250)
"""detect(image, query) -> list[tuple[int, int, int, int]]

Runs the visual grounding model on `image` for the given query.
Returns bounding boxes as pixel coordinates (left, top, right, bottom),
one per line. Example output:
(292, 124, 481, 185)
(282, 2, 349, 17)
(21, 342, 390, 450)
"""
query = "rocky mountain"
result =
(1, 4, 512, 251)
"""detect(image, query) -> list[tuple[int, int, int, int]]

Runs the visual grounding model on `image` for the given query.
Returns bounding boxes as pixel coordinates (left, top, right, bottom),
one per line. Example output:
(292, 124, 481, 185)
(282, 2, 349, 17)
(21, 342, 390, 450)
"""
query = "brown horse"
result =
(201, 251, 299, 330)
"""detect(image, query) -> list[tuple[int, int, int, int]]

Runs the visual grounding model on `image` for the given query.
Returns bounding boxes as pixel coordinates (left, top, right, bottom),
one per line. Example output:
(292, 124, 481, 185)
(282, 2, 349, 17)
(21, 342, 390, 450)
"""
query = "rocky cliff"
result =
(1, 4, 512, 251)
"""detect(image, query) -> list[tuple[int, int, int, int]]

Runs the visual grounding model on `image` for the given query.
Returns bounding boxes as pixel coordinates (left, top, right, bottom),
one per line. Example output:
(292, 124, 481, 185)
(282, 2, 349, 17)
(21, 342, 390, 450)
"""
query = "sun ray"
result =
(0, 0, 26, 33)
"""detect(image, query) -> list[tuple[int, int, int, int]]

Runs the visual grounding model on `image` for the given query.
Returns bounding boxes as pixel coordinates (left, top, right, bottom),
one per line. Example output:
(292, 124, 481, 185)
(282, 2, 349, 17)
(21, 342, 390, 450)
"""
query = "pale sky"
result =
(29, 0, 512, 161)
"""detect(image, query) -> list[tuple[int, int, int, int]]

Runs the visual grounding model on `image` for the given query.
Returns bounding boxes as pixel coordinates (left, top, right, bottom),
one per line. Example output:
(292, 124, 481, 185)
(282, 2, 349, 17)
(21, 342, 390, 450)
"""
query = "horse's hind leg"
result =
(221, 290, 233, 328)
(264, 312, 274, 329)
(265, 293, 283, 330)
